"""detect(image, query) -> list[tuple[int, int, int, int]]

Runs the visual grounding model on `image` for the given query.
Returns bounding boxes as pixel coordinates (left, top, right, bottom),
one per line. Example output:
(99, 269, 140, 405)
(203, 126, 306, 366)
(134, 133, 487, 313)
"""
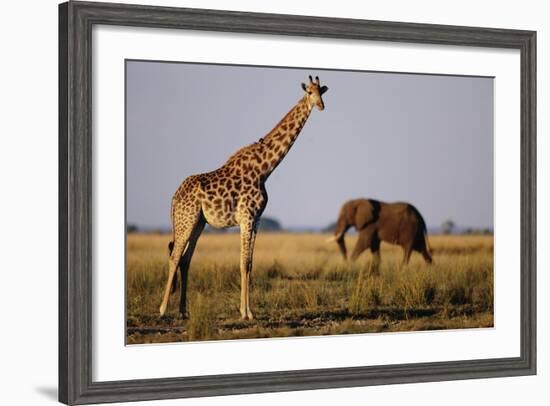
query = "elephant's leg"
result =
(336, 236, 348, 261)
(351, 230, 371, 303)
(401, 244, 413, 267)
(177, 216, 206, 318)
(370, 236, 381, 276)
(350, 228, 374, 262)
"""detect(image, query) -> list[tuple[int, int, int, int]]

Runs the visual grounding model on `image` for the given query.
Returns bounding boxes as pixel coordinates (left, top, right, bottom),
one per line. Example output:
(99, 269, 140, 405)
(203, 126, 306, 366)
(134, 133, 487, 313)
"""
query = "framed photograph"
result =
(59, 1, 536, 404)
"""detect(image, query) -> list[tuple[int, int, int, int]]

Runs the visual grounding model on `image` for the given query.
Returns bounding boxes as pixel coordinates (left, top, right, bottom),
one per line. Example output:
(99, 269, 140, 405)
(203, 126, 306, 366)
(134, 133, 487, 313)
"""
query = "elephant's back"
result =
(379, 201, 410, 220)
(377, 202, 425, 242)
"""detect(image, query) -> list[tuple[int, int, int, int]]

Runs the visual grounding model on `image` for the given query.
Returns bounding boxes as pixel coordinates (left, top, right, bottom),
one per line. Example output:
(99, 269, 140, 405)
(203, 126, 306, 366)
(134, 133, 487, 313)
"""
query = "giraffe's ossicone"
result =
(159, 75, 329, 320)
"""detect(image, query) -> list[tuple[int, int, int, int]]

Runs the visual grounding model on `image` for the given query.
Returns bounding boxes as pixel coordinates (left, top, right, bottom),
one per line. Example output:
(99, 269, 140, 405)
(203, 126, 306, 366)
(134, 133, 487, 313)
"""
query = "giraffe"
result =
(159, 75, 329, 320)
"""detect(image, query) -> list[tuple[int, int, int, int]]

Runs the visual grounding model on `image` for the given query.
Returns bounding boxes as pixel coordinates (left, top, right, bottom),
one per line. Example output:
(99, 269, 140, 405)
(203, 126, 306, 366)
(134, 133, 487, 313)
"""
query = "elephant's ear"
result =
(355, 199, 377, 229)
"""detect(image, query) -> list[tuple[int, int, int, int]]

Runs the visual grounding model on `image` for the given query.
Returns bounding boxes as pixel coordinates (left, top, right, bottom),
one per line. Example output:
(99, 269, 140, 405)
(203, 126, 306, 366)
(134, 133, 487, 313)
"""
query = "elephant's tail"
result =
(409, 204, 433, 263)
(424, 231, 432, 256)
(419, 215, 433, 263)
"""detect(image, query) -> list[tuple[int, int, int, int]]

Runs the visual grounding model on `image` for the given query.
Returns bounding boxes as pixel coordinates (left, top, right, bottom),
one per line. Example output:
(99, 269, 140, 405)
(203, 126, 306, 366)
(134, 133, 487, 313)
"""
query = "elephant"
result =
(327, 198, 432, 269)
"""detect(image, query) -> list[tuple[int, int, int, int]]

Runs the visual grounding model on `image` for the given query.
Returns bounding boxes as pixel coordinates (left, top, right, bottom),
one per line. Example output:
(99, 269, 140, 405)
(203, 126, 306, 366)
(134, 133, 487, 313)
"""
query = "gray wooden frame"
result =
(59, 1, 536, 404)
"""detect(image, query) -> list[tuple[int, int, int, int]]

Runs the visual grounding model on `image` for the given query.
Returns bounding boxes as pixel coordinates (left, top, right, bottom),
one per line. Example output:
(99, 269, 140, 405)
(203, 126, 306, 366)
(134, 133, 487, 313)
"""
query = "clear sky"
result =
(126, 60, 493, 231)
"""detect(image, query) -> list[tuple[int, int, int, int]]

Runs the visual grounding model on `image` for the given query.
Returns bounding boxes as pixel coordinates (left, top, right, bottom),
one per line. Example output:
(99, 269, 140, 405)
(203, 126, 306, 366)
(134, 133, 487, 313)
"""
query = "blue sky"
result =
(126, 61, 493, 230)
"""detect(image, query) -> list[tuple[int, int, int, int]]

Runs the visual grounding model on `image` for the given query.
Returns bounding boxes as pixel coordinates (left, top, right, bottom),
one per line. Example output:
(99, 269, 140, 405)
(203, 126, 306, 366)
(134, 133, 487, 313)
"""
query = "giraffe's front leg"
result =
(239, 219, 257, 320)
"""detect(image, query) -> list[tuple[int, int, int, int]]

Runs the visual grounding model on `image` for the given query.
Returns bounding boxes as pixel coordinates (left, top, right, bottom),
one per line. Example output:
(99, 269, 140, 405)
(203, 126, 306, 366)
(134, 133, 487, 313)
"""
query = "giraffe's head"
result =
(301, 75, 328, 111)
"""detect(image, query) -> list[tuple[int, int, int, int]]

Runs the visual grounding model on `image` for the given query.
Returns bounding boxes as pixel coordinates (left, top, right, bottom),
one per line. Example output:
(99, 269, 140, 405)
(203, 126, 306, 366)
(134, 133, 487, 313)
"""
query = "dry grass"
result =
(126, 233, 493, 344)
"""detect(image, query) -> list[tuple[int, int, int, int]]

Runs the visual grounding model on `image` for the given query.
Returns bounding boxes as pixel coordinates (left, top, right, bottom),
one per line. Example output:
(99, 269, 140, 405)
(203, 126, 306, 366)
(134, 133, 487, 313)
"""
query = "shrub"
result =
(187, 293, 217, 341)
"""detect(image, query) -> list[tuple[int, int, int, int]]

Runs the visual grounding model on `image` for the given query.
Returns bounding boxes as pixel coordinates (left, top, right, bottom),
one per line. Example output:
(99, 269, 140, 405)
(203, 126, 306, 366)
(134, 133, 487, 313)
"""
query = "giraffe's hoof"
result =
(178, 312, 189, 320)
(240, 311, 254, 321)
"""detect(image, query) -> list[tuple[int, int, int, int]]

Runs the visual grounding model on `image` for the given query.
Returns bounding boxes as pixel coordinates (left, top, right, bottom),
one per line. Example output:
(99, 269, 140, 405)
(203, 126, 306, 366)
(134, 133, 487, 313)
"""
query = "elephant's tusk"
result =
(325, 232, 344, 243)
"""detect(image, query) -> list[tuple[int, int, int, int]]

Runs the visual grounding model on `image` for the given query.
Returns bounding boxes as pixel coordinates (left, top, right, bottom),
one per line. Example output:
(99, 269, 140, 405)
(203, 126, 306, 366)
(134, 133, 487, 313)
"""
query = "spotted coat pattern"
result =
(159, 77, 328, 320)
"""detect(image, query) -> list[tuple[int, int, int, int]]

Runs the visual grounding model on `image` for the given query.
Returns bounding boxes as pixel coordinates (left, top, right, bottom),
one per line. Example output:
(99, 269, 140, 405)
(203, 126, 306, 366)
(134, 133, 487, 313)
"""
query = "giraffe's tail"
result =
(167, 197, 176, 257)
(168, 240, 178, 293)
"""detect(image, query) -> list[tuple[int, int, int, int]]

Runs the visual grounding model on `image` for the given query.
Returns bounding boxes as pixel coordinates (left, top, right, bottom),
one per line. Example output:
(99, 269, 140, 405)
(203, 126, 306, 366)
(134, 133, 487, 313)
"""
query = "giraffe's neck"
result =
(259, 96, 313, 178)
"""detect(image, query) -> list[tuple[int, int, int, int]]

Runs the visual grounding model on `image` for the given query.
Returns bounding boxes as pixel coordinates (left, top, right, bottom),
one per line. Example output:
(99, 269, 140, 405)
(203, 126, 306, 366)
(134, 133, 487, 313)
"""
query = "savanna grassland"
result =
(126, 233, 493, 344)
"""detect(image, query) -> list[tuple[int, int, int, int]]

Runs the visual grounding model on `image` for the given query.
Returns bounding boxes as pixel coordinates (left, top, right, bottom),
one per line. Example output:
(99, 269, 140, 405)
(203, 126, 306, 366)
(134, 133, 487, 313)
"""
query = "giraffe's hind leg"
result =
(159, 205, 202, 317)
(177, 216, 206, 318)
(159, 240, 185, 317)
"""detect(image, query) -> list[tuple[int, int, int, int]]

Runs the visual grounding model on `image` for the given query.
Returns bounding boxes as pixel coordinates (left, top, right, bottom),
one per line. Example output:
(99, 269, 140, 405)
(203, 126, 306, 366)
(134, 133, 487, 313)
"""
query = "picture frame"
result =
(58, 1, 536, 404)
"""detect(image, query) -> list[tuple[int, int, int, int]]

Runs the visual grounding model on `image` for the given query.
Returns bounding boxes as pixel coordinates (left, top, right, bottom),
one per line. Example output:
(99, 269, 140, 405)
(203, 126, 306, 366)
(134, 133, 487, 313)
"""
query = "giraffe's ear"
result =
(320, 85, 329, 95)
(301, 83, 307, 92)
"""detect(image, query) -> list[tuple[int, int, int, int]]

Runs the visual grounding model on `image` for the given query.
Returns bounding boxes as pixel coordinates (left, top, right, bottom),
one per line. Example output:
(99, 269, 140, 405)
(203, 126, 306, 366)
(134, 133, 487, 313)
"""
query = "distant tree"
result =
(441, 219, 455, 235)
(127, 224, 139, 233)
(258, 217, 282, 232)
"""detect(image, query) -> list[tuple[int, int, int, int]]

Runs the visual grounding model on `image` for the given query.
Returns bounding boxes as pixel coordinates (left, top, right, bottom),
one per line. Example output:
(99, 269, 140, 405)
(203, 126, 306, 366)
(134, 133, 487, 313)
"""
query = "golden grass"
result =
(126, 233, 493, 344)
